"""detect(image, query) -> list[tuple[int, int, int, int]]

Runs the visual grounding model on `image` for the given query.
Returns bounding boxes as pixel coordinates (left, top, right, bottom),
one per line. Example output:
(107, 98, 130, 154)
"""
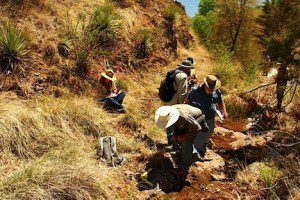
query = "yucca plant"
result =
(0, 24, 29, 73)
(90, 2, 122, 46)
(133, 29, 154, 59)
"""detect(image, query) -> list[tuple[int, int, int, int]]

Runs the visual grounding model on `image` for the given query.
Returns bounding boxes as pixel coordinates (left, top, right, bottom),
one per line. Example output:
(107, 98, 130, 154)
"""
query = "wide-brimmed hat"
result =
(155, 106, 180, 129)
(187, 57, 196, 65)
(101, 69, 117, 81)
(203, 75, 221, 90)
(179, 60, 195, 69)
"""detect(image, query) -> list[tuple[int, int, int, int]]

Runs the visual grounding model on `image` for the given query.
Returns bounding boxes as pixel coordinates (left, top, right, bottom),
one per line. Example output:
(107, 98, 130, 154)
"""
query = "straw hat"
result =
(179, 60, 195, 69)
(155, 106, 180, 129)
(101, 69, 117, 82)
(203, 75, 221, 90)
(187, 57, 196, 65)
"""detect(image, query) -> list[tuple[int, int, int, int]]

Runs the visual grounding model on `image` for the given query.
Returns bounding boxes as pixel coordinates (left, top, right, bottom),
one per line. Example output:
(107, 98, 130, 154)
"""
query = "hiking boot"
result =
(192, 153, 205, 163)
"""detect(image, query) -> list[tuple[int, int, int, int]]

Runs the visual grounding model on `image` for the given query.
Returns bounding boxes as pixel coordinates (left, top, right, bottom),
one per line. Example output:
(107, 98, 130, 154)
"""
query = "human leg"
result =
(276, 85, 286, 109)
(115, 91, 126, 104)
(193, 119, 215, 157)
(179, 136, 196, 173)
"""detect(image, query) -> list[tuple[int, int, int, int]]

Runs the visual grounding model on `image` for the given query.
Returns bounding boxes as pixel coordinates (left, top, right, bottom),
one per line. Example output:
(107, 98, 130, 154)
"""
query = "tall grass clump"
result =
(0, 24, 29, 73)
(133, 29, 154, 59)
(261, 165, 283, 199)
(0, 96, 137, 158)
(162, 5, 181, 23)
(212, 45, 242, 91)
(90, 2, 122, 47)
(75, 47, 91, 75)
(0, 144, 113, 199)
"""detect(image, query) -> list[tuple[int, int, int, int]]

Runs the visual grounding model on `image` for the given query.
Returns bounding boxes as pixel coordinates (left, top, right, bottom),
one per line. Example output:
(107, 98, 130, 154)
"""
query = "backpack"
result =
(158, 69, 183, 102)
(99, 136, 124, 167)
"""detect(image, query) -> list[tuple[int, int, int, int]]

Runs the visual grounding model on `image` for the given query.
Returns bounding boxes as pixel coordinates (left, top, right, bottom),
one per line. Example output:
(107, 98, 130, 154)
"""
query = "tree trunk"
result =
(230, 0, 248, 52)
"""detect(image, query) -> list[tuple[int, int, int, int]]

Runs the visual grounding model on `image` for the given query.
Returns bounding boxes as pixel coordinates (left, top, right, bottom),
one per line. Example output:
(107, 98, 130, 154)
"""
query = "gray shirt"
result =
(172, 104, 203, 136)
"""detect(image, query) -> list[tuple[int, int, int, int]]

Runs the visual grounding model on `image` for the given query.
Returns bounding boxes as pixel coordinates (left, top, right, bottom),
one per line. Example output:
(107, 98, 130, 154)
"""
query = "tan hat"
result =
(203, 75, 221, 90)
(155, 106, 180, 129)
(101, 69, 117, 82)
(179, 60, 195, 69)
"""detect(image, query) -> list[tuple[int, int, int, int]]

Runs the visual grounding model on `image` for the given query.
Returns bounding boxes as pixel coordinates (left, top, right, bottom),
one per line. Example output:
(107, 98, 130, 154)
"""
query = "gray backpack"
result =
(99, 136, 124, 167)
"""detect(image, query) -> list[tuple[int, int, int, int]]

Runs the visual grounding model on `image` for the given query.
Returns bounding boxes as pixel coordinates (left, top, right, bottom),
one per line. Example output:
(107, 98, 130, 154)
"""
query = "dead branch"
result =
(239, 82, 276, 96)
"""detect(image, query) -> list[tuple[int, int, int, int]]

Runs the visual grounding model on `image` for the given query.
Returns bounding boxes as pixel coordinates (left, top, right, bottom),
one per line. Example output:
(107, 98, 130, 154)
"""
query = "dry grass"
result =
(0, 93, 150, 199)
(0, 144, 113, 200)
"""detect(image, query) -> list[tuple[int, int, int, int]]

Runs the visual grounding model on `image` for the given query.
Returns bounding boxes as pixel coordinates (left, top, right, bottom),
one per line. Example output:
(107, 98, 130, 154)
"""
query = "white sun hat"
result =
(155, 106, 180, 129)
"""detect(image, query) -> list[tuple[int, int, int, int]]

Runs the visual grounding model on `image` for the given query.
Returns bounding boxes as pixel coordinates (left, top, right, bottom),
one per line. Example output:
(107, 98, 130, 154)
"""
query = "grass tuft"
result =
(90, 2, 122, 47)
(0, 144, 112, 199)
(133, 29, 154, 59)
(162, 5, 181, 23)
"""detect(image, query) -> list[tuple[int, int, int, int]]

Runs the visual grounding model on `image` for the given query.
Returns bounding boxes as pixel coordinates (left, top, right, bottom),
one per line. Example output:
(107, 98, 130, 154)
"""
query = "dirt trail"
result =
(135, 115, 282, 199)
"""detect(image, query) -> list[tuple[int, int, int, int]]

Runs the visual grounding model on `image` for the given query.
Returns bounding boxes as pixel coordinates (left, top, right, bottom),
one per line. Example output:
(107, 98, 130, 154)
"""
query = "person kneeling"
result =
(99, 69, 126, 113)
(154, 104, 209, 181)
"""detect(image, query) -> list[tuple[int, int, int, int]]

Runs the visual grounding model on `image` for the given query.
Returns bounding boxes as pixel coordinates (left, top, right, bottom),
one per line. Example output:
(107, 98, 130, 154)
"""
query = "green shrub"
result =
(0, 24, 29, 73)
(213, 44, 241, 90)
(75, 48, 90, 76)
(261, 165, 283, 199)
(225, 96, 248, 119)
(162, 5, 181, 23)
(193, 12, 216, 41)
(133, 29, 154, 59)
(90, 2, 122, 46)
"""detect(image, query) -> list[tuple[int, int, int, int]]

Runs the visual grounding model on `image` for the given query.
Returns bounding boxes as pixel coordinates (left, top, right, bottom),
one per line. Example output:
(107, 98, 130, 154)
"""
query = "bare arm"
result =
(218, 101, 228, 119)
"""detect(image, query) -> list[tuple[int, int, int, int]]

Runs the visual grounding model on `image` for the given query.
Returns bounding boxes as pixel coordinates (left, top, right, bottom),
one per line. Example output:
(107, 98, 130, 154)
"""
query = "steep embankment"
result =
(0, 0, 299, 199)
(0, 0, 203, 199)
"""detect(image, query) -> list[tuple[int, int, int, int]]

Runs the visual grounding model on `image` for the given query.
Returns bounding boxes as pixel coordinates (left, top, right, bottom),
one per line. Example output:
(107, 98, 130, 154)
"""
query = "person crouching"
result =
(154, 104, 209, 181)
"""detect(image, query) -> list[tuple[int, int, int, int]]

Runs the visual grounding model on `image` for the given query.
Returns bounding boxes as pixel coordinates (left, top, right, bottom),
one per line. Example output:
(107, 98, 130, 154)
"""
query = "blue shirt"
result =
(187, 84, 223, 120)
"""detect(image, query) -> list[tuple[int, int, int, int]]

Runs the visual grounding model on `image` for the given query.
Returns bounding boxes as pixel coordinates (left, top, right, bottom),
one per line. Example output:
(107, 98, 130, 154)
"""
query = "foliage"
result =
(259, 0, 300, 63)
(213, 45, 241, 90)
(193, 0, 263, 87)
(0, 145, 110, 199)
(0, 23, 29, 73)
(162, 5, 181, 23)
(90, 2, 122, 47)
(261, 164, 284, 199)
(193, 12, 216, 41)
(75, 48, 90, 75)
(198, 0, 218, 16)
(225, 95, 248, 119)
(133, 29, 154, 59)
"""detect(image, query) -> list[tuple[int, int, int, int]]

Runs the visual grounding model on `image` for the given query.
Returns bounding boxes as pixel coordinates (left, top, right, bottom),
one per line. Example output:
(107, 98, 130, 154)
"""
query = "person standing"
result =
(158, 60, 195, 146)
(186, 57, 198, 91)
(275, 61, 289, 110)
(187, 75, 228, 158)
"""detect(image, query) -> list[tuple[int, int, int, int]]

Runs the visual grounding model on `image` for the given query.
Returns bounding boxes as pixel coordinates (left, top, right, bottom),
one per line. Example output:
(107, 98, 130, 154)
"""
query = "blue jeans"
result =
(102, 92, 126, 113)
(180, 135, 197, 171)
(178, 119, 214, 172)
(193, 119, 215, 157)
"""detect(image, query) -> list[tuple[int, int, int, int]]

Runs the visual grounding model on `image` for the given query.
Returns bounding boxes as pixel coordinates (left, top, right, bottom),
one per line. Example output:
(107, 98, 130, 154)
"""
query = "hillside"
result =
(0, 0, 299, 199)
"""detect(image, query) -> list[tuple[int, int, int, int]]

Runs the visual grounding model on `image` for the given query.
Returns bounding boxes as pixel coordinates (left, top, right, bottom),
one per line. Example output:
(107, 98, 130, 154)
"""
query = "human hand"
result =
(223, 111, 228, 119)
(173, 135, 187, 142)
